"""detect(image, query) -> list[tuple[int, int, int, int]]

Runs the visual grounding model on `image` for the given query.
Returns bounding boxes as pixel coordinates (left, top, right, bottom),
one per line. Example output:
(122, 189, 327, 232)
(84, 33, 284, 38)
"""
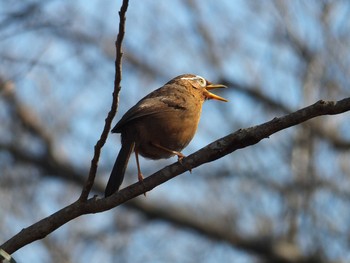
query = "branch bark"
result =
(1, 98, 350, 256)
(79, 0, 129, 201)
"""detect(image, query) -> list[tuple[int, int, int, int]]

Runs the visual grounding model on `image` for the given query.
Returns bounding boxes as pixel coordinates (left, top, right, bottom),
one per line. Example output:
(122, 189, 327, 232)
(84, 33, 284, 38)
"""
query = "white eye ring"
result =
(196, 76, 206, 87)
(181, 75, 206, 87)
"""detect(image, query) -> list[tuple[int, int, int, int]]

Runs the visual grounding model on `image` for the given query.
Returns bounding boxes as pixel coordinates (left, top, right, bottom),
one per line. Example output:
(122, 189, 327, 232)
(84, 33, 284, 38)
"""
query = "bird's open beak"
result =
(205, 83, 228, 102)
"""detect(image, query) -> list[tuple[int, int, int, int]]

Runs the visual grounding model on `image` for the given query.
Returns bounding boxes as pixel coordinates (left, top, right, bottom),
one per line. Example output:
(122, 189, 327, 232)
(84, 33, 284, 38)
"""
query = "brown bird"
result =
(104, 74, 227, 197)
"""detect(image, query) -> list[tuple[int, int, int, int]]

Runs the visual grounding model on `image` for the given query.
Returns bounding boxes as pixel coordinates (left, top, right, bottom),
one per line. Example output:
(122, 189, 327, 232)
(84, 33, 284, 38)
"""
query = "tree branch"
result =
(127, 200, 326, 263)
(79, 0, 129, 201)
(1, 98, 350, 255)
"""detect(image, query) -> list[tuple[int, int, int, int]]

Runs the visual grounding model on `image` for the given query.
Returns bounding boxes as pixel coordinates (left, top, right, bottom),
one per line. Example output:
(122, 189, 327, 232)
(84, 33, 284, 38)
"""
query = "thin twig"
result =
(79, 0, 129, 201)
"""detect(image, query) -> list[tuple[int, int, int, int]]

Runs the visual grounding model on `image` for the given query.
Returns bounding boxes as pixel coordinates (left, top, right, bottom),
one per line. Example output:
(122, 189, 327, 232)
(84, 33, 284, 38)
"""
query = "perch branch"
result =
(1, 98, 350, 255)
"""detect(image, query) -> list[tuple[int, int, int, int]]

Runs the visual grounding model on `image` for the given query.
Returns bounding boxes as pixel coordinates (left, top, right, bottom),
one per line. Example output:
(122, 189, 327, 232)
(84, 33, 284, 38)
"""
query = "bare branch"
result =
(127, 200, 325, 263)
(222, 78, 350, 150)
(1, 97, 349, 256)
(79, 0, 129, 201)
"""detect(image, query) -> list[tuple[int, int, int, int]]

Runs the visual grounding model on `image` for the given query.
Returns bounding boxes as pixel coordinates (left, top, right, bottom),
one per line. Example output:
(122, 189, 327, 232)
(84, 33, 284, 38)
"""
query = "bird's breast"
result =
(129, 102, 202, 159)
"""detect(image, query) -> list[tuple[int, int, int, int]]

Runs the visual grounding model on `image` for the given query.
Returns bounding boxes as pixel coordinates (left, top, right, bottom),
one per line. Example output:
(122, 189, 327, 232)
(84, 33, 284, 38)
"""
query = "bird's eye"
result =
(196, 76, 206, 87)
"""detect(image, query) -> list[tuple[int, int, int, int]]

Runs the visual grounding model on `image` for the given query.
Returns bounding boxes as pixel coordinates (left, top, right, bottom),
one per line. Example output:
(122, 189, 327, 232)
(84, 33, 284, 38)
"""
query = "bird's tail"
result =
(104, 141, 134, 197)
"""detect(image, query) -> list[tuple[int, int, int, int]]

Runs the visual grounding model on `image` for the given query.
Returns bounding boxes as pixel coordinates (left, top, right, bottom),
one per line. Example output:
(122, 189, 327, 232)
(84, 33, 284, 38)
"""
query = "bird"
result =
(104, 74, 228, 197)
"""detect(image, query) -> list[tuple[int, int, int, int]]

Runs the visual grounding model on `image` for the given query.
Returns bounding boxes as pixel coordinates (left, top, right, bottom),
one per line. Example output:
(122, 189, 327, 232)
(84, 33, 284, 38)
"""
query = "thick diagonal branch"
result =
(2, 98, 350, 257)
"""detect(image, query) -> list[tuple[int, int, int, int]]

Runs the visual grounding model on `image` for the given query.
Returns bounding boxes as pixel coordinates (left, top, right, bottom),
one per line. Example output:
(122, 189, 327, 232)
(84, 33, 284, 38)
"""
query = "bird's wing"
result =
(112, 96, 185, 133)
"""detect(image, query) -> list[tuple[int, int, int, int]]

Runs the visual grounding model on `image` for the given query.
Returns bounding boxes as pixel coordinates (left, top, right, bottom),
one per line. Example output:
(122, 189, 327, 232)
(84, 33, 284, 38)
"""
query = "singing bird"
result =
(105, 74, 227, 197)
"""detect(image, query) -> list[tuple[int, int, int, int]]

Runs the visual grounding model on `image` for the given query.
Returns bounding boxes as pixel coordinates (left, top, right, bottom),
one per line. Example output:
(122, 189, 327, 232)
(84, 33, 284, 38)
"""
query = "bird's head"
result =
(174, 74, 228, 102)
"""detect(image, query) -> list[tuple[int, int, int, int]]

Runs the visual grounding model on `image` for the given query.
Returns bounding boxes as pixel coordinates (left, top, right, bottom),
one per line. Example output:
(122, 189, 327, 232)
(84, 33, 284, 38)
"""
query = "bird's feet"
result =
(176, 153, 192, 173)
(138, 172, 144, 182)
(137, 172, 147, 196)
(176, 152, 185, 163)
(151, 142, 191, 172)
